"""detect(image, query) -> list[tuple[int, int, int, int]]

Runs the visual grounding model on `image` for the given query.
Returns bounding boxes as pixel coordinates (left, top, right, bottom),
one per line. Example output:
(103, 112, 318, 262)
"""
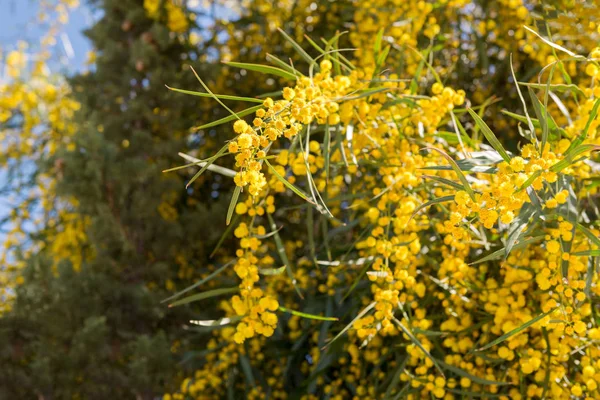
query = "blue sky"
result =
(0, 1, 93, 245)
(0, 0, 94, 72)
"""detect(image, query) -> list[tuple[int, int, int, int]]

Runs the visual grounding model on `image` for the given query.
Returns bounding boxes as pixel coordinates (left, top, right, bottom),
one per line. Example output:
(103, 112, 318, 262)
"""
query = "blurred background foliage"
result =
(0, 0, 598, 399)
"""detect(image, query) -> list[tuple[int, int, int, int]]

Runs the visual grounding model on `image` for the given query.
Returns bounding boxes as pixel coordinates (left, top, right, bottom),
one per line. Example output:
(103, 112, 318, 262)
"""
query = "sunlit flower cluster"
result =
(166, 12, 600, 397)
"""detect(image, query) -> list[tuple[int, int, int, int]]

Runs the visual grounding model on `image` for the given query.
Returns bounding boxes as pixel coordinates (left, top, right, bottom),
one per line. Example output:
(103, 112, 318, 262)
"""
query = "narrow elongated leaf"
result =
(576, 223, 600, 247)
(475, 309, 555, 351)
(304, 34, 326, 55)
(279, 306, 338, 321)
(210, 214, 239, 258)
(505, 204, 537, 259)
(550, 144, 600, 173)
(161, 260, 235, 303)
(166, 85, 263, 103)
(566, 98, 600, 152)
(341, 259, 372, 302)
(239, 354, 256, 387)
(516, 170, 542, 193)
(226, 186, 242, 225)
(223, 61, 296, 80)
(422, 175, 465, 190)
(586, 257, 599, 297)
(342, 87, 391, 101)
(258, 266, 287, 275)
(437, 359, 509, 386)
(277, 27, 314, 64)
(518, 82, 584, 96)
(194, 105, 263, 131)
(190, 66, 240, 120)
(406, 45, 442, 84)
(324, 124, 331, 181)
(523, 26, 584, 59)
(424, 147, 476, 200)
(266, 53, 300, 75)
(501, 110, 541, 128)
(264, 159, 314, 204)
(528, 87, 549, 153)
(186, 144, 228, 188)
(572, 250, 600, 256)
(323, 302, 376, 349)
(374, 28, 384, 56)
(471, 235, 544, 265)
(410, 195, 455, 221)
(392, 317, 444, 376)
(467, 109, 511, 163)
(168, 287, 238, 308)
(266, 213, 303, 299)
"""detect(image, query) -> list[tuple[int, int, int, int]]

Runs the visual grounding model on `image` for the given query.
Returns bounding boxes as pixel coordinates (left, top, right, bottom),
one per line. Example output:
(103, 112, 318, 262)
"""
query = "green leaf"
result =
(210, 214, 239, 258)
(475, 309, 555, 352)
(528, 87, 550, 153)
(550, 144, 600, 173)
(374, 28, 384, 56)
(343, 87, 391, 101)
(226, 186, 241, 226)
(572, 250, 600, 256)
(467, 108, 511, 163)
(266, 53, 300, 76)
(422, 175, 465, 190)
(304, 34, 326, 55)
(324, 124, 331, 181)
(190, 66, 240, 120)
(501, 110, 541, 129)
(406, 45, 442, 85)
(223, 61, 297, 81)
(166, 85, 263, 103)
(258, 265, 287, 276)
(437, 359, 510, 386)
(410, 195, 455, 221)
(471, 235, 544, 265)
(341, 259, 372, 302)
(194, 105, 263, 131)
(277, 27, 315, 65)
(161, 260, 235, 303)
(323, 302, 376, 349)
(449, 113, 475, 147)
(264, 159, 314, 204)
(168, 287, 238, 308)
(392, 317, 444, 376)
(516, 170, 542, 192)
(505, 203, 538, 259)
(186, 144, 228, 188)
(266, 213, 303, 299)
(565, 98, 600, 152)
(424, 146, 476, 200)
(518, 82, 584, 96)
(576, 223, 600, 248)
(278, 306, 338, 321)
(523, 26, 584, 59)
(239, 354, 256, 387)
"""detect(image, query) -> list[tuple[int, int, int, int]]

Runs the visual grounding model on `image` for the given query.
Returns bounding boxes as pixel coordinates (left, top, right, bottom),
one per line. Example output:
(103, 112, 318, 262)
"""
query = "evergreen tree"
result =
(0, 0, 224, 397)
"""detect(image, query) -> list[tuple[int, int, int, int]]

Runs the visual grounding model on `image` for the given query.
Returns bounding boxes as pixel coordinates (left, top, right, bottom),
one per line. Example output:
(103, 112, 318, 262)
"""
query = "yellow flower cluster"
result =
(163, 2, 600, 399)
(143, 0, 189, 33)
(228, 60, 353, 197)
(0, 0, 85, 313)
